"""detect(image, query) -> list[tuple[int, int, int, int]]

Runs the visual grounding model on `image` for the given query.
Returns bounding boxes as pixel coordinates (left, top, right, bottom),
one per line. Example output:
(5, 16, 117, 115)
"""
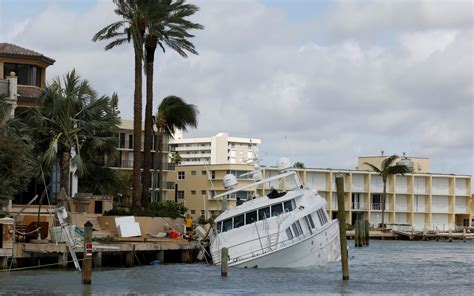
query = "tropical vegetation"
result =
(93, 0, 203, 208)
(141, 0, 203, 207)
(155, 95, 198, 201)
(364, 155, 411, 228)
(0, 127, 35, 217)
(93, 0, 146, 208)
(8, 70, 120, 197)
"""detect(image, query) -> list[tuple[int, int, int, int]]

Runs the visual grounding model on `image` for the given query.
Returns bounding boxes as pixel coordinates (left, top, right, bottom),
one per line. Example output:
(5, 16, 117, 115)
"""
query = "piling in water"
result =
(336, 175, 349, 281)
(221, 247, 228, 277)
(82, 221, 93, 285)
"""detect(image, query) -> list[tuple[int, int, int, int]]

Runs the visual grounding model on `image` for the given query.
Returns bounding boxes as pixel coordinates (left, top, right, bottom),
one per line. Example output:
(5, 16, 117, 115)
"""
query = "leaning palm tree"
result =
(155, 96, 198, 201)
(141, 0, 203, 207)
(365, 155, 411, 228)
(11, 70, 120, 196)
(93, 0, 146, 207)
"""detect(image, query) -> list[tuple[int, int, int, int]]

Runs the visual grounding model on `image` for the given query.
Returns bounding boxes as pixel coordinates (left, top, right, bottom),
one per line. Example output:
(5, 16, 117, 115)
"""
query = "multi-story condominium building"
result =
(170, 155, 472, 231)
(107, 119, 175, 202)
(0, 43, 55, 119)
(169, 131, 261, 165)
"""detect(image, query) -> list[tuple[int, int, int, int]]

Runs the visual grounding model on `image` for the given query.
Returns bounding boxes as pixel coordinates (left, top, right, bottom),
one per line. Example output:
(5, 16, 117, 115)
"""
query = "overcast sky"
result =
(1, 0, 472, 175)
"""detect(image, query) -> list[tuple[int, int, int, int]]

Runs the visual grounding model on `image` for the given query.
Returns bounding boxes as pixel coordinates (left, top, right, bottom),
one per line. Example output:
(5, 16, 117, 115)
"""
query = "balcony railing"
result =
(371, 203, 387, 211)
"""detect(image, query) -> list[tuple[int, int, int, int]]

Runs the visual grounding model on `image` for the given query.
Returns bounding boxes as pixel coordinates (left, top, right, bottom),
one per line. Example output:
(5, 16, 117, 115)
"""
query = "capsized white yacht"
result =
(209, 158, 340, 268)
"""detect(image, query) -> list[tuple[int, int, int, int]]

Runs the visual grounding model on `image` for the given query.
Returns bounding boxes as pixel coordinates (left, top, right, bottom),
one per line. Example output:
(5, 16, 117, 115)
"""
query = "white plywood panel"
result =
(395, 195, 408, 211)
(414, 177, 425, 194)
(432, 177, 449, 195)
(351, 174, 365, 192)
(115, 216, 136, 226)
(117, 222, 141, 237)
(431, 196, 449, 213)
(396, 176, 408, 194)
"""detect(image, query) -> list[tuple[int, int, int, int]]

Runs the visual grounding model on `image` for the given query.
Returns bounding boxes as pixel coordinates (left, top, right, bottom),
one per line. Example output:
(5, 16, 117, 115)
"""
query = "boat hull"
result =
(228, 220, 340, 268)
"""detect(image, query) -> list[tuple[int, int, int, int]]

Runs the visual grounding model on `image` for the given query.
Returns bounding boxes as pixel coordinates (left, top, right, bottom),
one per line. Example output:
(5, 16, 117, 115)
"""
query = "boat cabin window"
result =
(222, 218, 233, 232)
(286, 228, 294, 240)
(306, 214, 315, 229)
(316, 208, 328, 226)
(291, 224, 300, 237)
(295, 220, 303, 235)
(284, 200, 295, 212)
(216, 222, 222, 233)
(271, 203, 283, 217)
(304, 216, 313, 235)
(246, 211, 257, 224)
(234, 214, 244, 229)
(258, 207, 270, 220)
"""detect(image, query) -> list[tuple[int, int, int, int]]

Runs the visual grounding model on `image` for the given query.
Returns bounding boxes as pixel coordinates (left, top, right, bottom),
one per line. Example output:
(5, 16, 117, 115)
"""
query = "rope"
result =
(0, 258, 85, 272)
(14, 227, 41, 236)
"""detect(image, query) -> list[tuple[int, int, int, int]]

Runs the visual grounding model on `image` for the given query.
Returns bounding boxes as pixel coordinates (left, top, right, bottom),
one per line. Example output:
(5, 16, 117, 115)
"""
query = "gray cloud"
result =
(4, 0, 473, 175)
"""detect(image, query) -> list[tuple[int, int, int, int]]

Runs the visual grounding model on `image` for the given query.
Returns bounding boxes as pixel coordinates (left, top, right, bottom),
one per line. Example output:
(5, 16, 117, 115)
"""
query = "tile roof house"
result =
(0, 43, 55, 116)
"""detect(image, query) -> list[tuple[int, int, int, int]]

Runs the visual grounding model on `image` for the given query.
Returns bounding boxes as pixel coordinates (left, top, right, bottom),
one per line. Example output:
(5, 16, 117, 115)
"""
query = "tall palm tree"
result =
(365, 155, 411, 228)
(93, 0, 146, 207)
(11, 70, 120, 196)
(155, 96, 198, 201)
(141, 0, 203, 207)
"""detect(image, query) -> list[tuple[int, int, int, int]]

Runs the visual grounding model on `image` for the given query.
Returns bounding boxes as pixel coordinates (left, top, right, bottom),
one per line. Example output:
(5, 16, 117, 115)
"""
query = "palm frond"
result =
(364, 162, 381, 173)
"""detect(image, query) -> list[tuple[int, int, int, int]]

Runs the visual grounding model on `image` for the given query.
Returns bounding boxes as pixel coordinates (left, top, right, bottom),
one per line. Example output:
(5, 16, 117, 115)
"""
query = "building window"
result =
(178, 171, 185, 180)
(4, 63, 41, 86)
(201, 171, 207, 176)
(211, 171, 215, 179)
(177, 191, 184, 199)
(190, 210, 195, 215)
(191, 190, 196, 195)
(201, 210, 205, 215)
(119, 132, 125, 148)
(128, 134, 133, 149)
(191, 171, 196, 176)
(201, 190, 206, 195)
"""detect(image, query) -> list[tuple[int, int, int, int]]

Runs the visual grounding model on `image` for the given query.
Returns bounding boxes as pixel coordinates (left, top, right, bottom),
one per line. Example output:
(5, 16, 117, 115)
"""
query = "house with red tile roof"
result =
(0, 43, 55, 119)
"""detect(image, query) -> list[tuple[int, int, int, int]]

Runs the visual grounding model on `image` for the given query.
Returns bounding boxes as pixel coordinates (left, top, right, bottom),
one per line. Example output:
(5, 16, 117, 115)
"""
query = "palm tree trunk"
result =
(60, 147, 71, 197)
(142, 41, 157, 208)
(382, 176, 387, 228)
(132, 47, 143, 208)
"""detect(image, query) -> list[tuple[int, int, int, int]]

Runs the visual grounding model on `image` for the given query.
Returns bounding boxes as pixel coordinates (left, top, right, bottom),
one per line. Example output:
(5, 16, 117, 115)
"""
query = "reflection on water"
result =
(1, 240, 473, 295)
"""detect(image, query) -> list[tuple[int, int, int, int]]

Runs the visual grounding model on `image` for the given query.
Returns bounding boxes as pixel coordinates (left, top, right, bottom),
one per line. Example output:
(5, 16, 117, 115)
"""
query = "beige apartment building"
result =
(169, 131, 261, 165)
(170, 156, 472, 231)
(107, 119, 175, 202)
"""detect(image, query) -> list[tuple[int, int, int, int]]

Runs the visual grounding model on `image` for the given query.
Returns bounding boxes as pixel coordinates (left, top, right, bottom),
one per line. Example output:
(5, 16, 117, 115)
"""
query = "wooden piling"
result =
(125, 245, 135, 267)
(58, 252, 68, 269)
(82, 221, 93, 285)
(221, 247, 228, 277)
(463, 229, 466, 242)
(354, 220, 361, 247)
(0, 257, 7, 270)
(93, 251, 102, 268)
(336, 175, 349, 280)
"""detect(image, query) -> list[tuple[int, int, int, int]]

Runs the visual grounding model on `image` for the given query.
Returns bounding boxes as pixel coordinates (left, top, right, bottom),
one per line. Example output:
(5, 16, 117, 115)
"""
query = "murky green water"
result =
(0, 240, 472, 295)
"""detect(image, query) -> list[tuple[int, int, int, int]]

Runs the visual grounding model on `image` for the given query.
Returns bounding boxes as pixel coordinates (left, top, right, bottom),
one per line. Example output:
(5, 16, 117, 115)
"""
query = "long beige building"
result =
(170, 155, 472, 231)
(169, 132, 261, 165)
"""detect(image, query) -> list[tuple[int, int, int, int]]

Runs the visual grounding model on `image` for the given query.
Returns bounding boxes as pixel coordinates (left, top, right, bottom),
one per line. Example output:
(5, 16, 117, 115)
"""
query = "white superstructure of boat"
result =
(209, 158, 341, 268)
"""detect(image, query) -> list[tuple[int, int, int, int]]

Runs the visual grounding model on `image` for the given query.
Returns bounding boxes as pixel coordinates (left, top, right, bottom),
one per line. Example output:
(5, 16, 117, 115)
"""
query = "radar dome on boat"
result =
(277, 157, 292, 172)
(223, 174, 238, 190)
